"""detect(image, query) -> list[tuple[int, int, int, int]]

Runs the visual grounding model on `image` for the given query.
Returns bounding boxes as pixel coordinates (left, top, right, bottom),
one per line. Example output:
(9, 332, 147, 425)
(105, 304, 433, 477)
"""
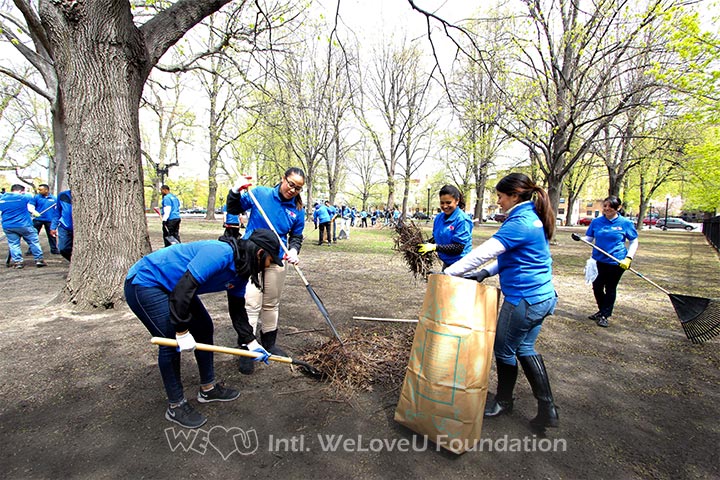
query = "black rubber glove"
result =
(463, 269, 490, 283)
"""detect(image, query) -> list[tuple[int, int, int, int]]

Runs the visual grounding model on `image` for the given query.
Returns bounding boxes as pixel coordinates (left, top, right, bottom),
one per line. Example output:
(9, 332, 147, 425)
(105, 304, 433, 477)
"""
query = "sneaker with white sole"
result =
(165, 400, 207, 428)
(197, 382, 240, 403)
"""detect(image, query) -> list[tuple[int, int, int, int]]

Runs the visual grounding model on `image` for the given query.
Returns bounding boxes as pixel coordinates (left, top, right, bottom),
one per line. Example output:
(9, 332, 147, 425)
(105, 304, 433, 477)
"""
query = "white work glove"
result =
(283, 248, 299, 265)
(232, 175, 253, 193)
(246, 340, 270, 364)
(176, 331, 197, 352)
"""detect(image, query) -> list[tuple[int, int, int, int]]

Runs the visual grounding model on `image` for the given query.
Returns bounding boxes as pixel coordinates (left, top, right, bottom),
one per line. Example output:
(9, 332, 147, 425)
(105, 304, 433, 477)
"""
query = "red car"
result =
(642, 217, 658, 226)
(577, 217, 593, 226)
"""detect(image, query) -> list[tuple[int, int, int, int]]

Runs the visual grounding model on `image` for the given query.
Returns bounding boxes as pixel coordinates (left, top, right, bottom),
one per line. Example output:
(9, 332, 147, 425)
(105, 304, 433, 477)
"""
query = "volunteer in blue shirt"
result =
(582, 196, 638, 328)
(161, 184, 181, 246)
(124, 229, 282, 429)
(50, 189, 73, 261)
(313, 201, 332, 245)
(30, 184, 59, 255)
(226, 167, 306, 375)
(418, 185, 473, 269)
(445, 173, 559, 432)
(0, 184, 46, 268)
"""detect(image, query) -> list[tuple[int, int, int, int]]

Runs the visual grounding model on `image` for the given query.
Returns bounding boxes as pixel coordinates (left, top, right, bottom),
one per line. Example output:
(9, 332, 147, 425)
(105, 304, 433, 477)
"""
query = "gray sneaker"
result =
(36, 260, 47, 268)
(197, 382, 240, 403)
(596, 316, 609, 328)
(165, 400, 207, 428)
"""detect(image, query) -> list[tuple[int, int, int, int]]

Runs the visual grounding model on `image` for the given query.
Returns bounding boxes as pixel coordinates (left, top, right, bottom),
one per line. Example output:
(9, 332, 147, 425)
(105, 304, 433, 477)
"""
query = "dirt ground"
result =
(1, 218, 719, 479)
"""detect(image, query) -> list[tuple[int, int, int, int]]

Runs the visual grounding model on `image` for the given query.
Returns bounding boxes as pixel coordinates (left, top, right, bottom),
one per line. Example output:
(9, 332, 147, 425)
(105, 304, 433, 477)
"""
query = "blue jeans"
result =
(4, 226, 43, 263)
(124, 278, 215, 404)
(57, 227, 73, 261)
(494, 296, 557, 365)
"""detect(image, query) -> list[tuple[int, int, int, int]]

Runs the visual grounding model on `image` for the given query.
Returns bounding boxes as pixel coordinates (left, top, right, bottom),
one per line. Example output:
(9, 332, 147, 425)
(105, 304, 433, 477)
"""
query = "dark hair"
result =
(438, 185, 465, 210)
(217, 235, 266, 291)
(603, 195, 622, 210)
(283, 167, 305, 209)
(11, 184, 24, 192)
(39, 184, 49, 189)
(161, 185, 170, 191)
(495, 173, 555, 239)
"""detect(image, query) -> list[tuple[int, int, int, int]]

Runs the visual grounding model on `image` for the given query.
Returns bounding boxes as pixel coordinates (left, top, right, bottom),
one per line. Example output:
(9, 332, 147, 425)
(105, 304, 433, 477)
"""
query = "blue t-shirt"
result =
(432, 207, 473, 265)
(30, 194, 57, 222)
(51, 190, 73, 231)
(238, 185, 305, 257)
(162, 193, 181, 221)
(313, 205, 331, 223)
(127, 240, 248, 298)
(0, 192, 34, 229)
(492, 202, 555, 306)
(586, 215, 638, 265)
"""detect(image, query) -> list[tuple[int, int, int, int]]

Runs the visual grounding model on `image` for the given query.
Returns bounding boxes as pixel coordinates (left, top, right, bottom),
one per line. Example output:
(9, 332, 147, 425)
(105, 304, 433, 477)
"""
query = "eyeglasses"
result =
(284, 177, 303, 192)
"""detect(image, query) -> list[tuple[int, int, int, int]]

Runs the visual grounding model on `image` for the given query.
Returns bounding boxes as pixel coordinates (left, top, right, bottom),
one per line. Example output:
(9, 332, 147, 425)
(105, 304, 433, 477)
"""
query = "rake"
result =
(150, 337, 323, 377)
(571, 233, 720, 344)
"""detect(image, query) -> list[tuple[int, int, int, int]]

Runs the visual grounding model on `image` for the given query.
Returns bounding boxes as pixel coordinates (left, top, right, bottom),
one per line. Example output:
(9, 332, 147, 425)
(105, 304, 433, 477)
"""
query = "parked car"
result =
(656, 217, 696, 231)
(577, 217, 593, 226)
(642, 217, 658, 226)
(492, 213, 508, 222)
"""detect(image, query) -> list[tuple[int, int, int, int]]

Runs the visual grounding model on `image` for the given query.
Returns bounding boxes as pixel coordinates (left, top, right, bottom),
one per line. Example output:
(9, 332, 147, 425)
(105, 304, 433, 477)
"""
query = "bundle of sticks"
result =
(300, 326, 414, 397)
(392, 221, 436, 279)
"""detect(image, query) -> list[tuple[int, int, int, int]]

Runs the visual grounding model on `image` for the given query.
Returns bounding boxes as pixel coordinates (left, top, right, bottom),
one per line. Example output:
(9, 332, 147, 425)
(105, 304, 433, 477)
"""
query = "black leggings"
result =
(592, 261, 625, 318)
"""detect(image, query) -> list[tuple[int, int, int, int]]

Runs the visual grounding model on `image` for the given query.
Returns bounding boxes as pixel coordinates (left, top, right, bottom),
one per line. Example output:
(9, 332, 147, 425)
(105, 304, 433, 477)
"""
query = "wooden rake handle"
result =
(150, 337, 293, 365)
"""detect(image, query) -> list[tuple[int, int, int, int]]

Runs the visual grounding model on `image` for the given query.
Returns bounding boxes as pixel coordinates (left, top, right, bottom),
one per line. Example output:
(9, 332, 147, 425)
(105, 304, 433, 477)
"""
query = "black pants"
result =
(592, 261, 625, 318)
(162, 219, 181, 247)
(224, 224, 240, 238)
(318, 222, 331, 244)
(33, 220, 59, 253)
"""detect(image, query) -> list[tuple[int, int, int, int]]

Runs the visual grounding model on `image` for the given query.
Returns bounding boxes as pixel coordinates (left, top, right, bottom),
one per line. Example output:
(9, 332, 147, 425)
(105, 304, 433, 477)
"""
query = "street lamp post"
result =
(664, 195, 670, 230)
(426, 186, 431, 216)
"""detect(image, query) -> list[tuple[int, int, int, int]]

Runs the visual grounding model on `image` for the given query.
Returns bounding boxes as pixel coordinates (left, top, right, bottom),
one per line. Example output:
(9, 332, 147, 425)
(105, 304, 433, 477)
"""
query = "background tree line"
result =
(0, 0, 717, 309)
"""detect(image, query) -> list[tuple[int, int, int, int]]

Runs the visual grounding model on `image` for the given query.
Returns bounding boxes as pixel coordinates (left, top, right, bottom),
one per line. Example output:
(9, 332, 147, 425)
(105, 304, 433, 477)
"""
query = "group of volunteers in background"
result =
(0, 183, 73, 269)
(417, 173, 638, 434)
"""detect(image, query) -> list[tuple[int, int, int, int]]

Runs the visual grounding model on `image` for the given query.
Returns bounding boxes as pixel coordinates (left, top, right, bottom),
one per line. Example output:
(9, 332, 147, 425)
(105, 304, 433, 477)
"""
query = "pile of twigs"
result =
(300, 326, 414, 398)
(392, 221, 435, 280)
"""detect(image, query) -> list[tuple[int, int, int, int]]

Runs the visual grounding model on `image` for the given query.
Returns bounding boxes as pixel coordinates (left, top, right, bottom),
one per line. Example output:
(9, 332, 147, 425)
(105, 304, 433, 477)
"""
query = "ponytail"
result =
(495, 173, 555, 239)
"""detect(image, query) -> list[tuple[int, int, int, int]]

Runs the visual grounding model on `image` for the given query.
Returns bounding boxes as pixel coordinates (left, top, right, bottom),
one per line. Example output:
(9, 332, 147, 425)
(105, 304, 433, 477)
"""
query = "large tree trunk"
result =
(41, 2, 151, 308)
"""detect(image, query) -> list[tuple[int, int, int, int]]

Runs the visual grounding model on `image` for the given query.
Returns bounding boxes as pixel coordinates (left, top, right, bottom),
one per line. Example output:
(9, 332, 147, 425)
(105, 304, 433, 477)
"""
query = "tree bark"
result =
(37, 0, 232, 308)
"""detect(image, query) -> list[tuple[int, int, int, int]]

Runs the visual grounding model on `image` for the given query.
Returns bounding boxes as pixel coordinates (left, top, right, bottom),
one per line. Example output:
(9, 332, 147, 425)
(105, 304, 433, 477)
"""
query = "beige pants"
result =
(245, 263, 287, 334)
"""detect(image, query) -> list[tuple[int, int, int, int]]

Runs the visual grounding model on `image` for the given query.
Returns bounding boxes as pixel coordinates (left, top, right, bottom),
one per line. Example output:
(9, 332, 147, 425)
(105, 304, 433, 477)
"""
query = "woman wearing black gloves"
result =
(444, 173, 559, 432)
(125, 229, 282, 429)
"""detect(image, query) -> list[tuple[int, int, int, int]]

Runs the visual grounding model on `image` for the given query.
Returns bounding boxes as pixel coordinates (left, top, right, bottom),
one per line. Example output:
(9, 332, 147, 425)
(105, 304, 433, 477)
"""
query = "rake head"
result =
(669, 294, 720, 344)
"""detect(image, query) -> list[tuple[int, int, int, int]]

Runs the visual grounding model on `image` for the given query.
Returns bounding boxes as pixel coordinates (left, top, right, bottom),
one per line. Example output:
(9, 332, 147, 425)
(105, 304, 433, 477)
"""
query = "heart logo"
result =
(207, 426, 248, 460)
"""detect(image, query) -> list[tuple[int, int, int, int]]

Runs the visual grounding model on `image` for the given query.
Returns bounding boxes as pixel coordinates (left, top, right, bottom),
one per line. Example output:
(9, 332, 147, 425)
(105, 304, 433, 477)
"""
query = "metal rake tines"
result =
(671, 295, 720, 344)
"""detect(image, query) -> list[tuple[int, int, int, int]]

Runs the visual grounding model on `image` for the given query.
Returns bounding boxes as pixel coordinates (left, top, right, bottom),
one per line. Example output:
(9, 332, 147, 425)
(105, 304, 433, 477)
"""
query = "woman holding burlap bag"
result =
(445, 173, 559, 432)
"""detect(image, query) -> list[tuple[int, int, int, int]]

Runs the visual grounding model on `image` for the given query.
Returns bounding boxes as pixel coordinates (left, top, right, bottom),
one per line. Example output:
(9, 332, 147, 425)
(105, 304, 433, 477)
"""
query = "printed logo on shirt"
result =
(225, 282, 235, 290)
(448, 225, 455, 231)
(286, 209, 296, 218)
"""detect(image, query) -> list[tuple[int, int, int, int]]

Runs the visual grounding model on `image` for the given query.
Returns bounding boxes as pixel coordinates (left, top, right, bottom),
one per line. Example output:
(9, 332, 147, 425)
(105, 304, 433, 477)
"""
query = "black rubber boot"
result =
(519, 355, 559, 430)
(261, 330, 287, 357)
(484, 361, 518, 418)
(238, 345, 254, 375)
